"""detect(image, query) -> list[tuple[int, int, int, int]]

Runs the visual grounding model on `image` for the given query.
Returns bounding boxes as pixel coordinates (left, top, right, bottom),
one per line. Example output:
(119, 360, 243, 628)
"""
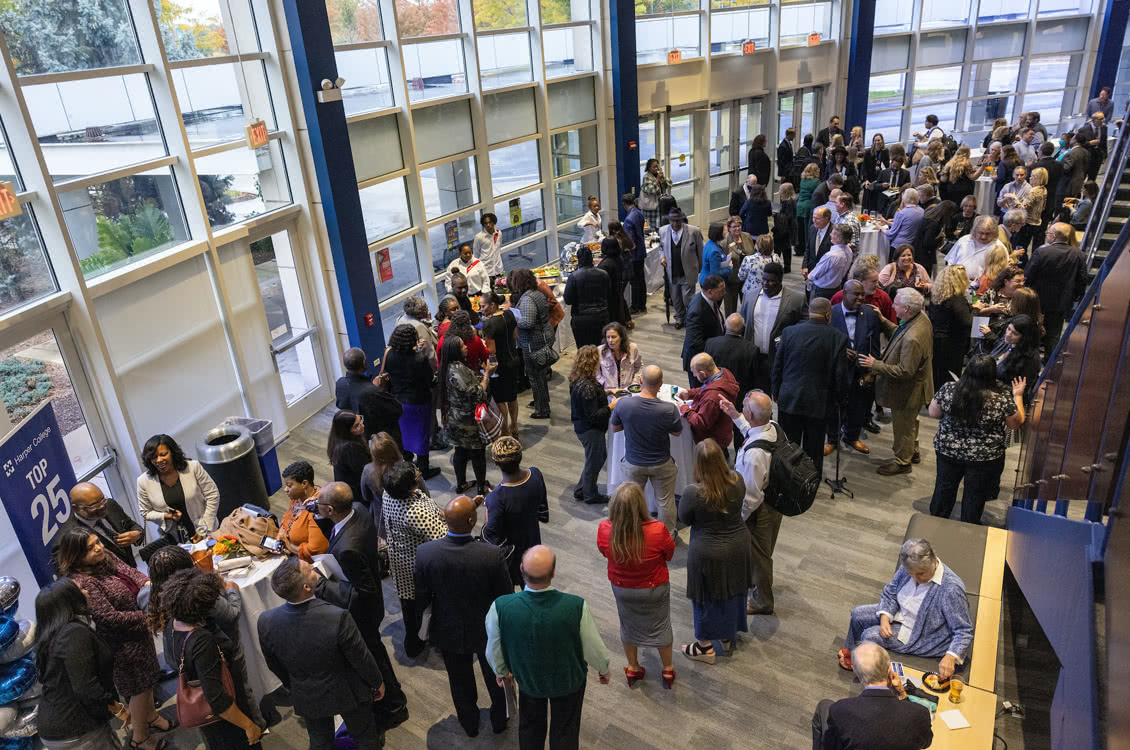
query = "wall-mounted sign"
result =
(742, 41, 756, 55)
(444, 218, 459, 249)
(807, 32, 821, 46)
(667, 49, 682, 64)
(509, 197, 522, 225)
(0, 181, 22, 221)
(245, 119, 269, 150)
(377, 248, 393, 282)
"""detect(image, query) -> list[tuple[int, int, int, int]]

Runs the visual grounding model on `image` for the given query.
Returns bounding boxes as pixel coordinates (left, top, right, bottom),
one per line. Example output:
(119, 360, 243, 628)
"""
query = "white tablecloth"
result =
(858, 227, 891, 267)
(605, 385, 696, 512)
(643, 240, 665, 293)
(223, 555, 286, 701)
(974, 176, 997, 216)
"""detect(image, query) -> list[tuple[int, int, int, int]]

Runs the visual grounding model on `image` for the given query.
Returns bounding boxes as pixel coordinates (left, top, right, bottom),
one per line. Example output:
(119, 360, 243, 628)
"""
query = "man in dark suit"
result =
(869, 154, 910, 216)
(816, 115, 843, 149)
(61, 483, 143, 567)
(740, 263, 808, 392)
(747, 134, 772, 188)
(803, 206, 834, 274)
(811, 642, 932, 750)
(259, 557, 386, 750)
(772, 298, 848, 477)
(622, 193, 648, 314)
(1079, 112, 1108, 181)
(415, 495, 513, 737)
(777, 128, 795, 182)
(1034, 141, 1064, 226)
(312, 482, 409, 731)
(335, 347, 404, 445)
(1024, 222, 1090, 357)
(706, 313, 759, 407)
(827, 281, 882, 456)
(681, 274, 726, 387)
(1056, 133, 1090, 206)
(810, 175, 843, 218)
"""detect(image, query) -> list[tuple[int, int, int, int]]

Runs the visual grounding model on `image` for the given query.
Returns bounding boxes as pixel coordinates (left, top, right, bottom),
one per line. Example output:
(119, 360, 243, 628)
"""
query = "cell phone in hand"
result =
(891, 661, 905, 679)
(260, 536, 283, 553)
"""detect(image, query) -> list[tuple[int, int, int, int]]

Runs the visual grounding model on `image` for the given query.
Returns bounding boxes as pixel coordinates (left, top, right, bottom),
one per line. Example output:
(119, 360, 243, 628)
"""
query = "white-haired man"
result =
(721, 390, 782, 616)
(859, 288, 933, 475)
(813, 642, 933, 750)
(944, 215, 1004, 283)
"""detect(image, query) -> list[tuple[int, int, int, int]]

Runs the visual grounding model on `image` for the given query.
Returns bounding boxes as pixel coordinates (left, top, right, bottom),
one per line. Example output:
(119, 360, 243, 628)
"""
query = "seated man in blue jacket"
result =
(837, 538, 973, 681)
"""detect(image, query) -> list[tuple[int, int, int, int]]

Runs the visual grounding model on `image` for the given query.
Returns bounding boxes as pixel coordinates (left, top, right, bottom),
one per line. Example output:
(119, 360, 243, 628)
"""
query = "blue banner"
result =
(0, 401, 76, 586)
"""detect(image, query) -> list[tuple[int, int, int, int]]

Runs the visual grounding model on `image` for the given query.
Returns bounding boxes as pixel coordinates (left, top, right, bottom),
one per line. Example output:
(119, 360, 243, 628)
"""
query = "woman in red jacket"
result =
(597, 483, 676, 688)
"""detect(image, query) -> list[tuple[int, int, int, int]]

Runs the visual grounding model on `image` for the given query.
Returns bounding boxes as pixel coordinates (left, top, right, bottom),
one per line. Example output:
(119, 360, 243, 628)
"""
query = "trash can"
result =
(196, 424, 269, 523)
(222, 416, 282, 496)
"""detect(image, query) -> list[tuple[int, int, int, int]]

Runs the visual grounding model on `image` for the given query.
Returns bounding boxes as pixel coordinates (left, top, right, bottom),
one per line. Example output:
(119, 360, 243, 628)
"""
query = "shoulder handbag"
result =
(532, 342, 559, 368)
(175, 628, 235, 728)
(475, 400, 505, 444)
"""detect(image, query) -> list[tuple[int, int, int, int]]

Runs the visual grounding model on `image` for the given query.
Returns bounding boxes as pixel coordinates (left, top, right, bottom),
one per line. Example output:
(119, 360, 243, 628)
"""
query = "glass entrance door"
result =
(247, 224, 330, 425)
(778, 86, 825, 154)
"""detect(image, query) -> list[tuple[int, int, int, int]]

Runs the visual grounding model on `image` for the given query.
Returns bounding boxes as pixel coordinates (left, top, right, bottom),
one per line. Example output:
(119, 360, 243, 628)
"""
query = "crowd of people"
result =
(29, 103, 1111, 750)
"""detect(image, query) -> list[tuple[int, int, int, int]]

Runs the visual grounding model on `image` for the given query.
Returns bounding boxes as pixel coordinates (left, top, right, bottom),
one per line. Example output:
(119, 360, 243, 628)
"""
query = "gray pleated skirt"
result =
(611, 582, 673, 647)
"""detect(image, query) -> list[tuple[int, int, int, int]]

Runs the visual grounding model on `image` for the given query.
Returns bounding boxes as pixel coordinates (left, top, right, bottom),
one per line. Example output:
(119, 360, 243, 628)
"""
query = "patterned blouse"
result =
(737, 252, 784, 299)
(445, 361, 487, 449)
(932, 381, 1017, 462)
(381, 488, 446, 600)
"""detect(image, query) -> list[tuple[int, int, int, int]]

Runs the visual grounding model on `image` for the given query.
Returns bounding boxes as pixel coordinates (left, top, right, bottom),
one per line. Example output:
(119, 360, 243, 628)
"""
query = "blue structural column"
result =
(1091, 0, 1130, 99)
(282, 0, 386, 365)
(610, 0, 640, 218)
(843, 0, 876, 135)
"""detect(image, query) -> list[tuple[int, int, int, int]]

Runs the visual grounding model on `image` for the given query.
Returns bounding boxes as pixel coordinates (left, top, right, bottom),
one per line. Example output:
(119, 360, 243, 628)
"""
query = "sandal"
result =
(681, 641, 716, 664)
(149, 716, 178, 733)
(129, 737, 170, 750)
(624, 665, 646, 687)
(837, 648, 853, 671)
(455, 481, 475, 493)
(661, 667, 676, 689)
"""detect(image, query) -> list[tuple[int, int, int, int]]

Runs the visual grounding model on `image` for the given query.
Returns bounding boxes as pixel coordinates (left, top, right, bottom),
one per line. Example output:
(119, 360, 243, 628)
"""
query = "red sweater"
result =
(682, 367, 740, 448)
(597, 519, 674, 588)
(438, 333, 489, 372)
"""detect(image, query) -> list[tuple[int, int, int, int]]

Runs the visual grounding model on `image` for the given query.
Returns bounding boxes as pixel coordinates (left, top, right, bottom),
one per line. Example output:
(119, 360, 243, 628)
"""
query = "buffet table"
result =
(605, 384, 696, 511)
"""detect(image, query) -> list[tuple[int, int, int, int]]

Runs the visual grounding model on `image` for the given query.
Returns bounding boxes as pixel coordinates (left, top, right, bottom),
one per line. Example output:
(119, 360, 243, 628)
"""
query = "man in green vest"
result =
(485, 545, 611, 749)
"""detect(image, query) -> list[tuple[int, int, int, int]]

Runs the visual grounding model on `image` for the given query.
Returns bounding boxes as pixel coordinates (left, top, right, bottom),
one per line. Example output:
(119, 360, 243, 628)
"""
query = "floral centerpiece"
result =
(211, 535, 249, 560)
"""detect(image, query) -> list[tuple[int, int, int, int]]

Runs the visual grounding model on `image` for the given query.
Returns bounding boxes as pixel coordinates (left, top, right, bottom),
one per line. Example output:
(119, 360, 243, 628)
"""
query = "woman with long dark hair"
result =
(35, 578, 129, 750)
(136, 433, 220, 538)
(440, 335, 496, 493)
(990, 314, 1042, 402)
(569, 345, 612, 505)
(678, 439, 752, 665)
(360, 432, 430, 537)
(479, 290, 521, 435)
(600, 222, 633, 327)
(384, 323, 440, 479)
(597, 483, 676, 688)
(739, 184, 772, 238)
(928, 355, 1026, 524)
(326, 409, 369, 503)
(163, 569, 262, 749)
(439, 310, 489, 373)
(54, 528, 169, 750)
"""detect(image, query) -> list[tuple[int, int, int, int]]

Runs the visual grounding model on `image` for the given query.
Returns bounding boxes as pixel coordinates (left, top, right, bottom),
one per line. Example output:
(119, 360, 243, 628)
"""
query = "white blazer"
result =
(136, 460, 220, 533)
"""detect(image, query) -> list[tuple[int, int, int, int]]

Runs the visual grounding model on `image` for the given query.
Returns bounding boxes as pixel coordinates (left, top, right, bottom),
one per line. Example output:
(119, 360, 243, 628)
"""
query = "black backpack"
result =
(748, 421, 820, 516)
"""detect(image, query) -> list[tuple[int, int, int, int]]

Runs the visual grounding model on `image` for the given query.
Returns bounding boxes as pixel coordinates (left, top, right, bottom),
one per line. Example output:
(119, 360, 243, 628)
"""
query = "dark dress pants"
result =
(746, 502, 783, 611)
(577, 428, 607, 502)
(364, 632, 408, 730)
(400, 597, 426, 655)
(1042, 312, 1066, 360)
(930, 452, 1005, 524)
(827, 383, 874, 443)
(811, 699, 834, 750)
(778, 411, 826, 477)
(307, 702, 381, 750)
(631, 259, 647, 310)
(442, 649, 507, 735)
(518, 682, 586, 750)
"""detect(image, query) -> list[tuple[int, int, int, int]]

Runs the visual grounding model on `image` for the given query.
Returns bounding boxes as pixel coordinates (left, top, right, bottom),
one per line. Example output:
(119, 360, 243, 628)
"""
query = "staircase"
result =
(1083, 101, 1130, 279)
(1092, 170, 1130, 277)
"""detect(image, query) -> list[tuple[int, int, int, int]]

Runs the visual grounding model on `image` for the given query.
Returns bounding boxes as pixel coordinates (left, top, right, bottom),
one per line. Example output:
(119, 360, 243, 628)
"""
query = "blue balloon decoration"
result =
(0, 656, 35, 705)
(0, 737, 32, 750)
(0, 620, 16, 654)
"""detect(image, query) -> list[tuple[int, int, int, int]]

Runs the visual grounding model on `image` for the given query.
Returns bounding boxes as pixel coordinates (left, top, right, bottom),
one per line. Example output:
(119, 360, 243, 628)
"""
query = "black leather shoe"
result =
(864, 420, 881, 434)
(492, 720, 508, 734)
(421, 466, 442, 480)
(573, 486, 584, 499)
(911, 451, 921, 464)
(584, 494, 610, 505)
(531, 411, 551, 419)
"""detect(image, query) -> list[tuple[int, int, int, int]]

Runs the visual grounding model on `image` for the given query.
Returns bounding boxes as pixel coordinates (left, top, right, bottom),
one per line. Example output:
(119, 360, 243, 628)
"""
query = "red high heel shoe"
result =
(624, 665, 646, 686)
(661, 667, 676, 689)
